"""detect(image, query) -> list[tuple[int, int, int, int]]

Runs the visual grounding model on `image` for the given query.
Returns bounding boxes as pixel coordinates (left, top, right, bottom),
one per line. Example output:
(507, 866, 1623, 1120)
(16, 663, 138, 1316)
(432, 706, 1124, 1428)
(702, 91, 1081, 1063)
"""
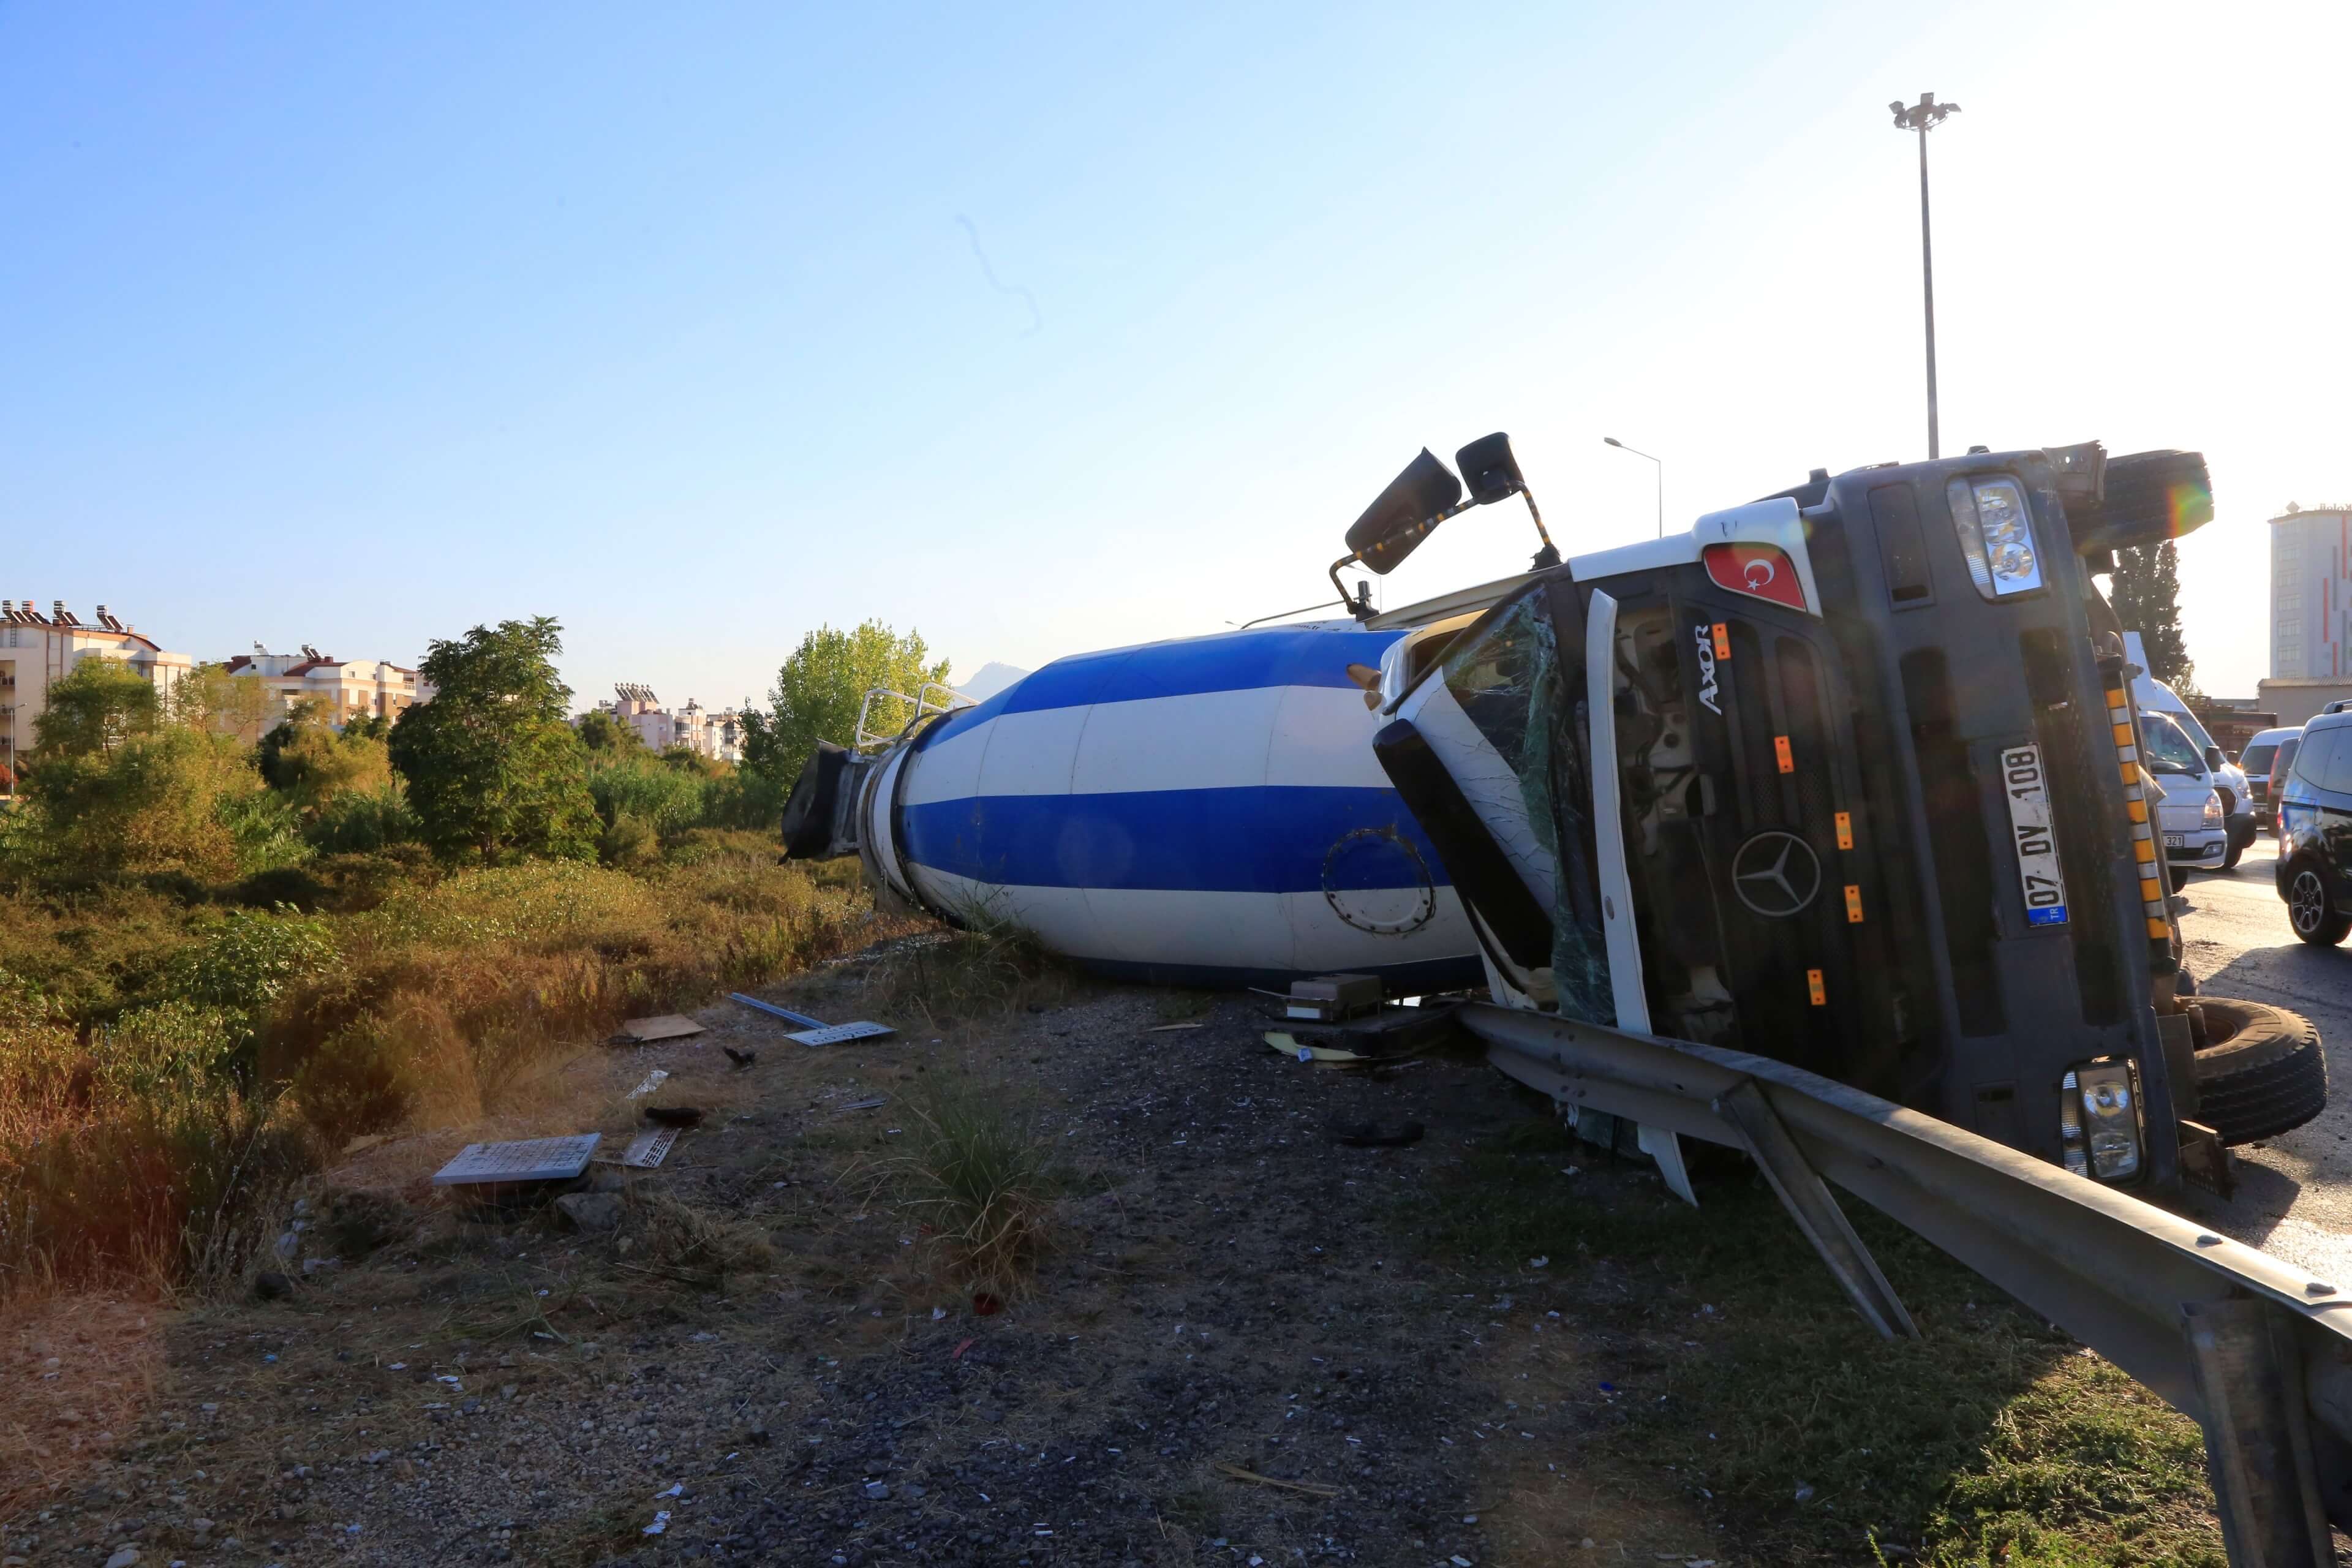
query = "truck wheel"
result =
(2286, 861, 2351, 946)
(2168, 862, 2188, 893)
(2189, 996, 2329, 1144)
(2070, 450, 2215, 556)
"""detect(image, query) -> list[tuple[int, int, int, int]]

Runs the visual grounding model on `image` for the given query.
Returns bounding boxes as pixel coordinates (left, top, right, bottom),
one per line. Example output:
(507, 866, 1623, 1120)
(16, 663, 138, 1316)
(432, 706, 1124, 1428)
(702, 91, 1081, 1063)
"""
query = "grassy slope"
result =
(1403, 1113, 2223, 1567)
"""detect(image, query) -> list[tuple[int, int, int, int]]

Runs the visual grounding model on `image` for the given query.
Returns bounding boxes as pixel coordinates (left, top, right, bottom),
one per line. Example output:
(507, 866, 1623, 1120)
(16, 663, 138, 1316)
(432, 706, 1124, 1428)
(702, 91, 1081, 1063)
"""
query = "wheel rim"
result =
(2291, 869, 2328, 933)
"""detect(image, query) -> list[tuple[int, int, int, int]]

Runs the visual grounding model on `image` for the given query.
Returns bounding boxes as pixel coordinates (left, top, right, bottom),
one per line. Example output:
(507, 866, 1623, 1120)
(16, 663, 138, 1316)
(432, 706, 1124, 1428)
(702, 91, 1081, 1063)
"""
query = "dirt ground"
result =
(0, 940, 1746, 1568)
(2, 930, 2243, 1568)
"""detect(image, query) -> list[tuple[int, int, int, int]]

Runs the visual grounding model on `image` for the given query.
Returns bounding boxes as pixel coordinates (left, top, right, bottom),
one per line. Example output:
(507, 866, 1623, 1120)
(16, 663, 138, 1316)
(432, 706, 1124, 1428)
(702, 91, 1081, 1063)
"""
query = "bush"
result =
(168, 907, 340, 1063)
(599, 811, 660, 867)
(20, 727, 258, 880)
(587, 755, 712, 836)
(304, 785, 421, 854)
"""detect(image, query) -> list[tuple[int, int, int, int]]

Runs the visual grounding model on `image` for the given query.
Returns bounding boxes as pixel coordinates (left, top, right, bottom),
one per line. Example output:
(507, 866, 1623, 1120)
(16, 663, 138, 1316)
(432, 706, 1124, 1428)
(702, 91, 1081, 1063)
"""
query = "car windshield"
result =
(2140, 712, 2204, 775)
(2242, 742, 2278, 776)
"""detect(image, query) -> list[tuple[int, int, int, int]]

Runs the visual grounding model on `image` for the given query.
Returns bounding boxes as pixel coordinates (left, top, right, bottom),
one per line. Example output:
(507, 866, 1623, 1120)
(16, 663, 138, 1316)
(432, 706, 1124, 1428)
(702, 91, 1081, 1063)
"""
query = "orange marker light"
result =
(1844, 884, 1864, 923)
(1834, 810, 1853, 850)
(1774, 735, 1794, 774)
(1806, 968, 1826, 1006)
(1711, 622, 1731, 660)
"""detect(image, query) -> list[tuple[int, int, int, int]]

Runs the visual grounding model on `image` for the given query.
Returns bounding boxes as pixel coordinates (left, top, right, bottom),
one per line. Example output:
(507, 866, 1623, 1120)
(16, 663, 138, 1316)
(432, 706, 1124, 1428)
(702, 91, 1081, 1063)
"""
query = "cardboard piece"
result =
(433, 1134, 601, 1187)
(619, 1015, 704, 1042)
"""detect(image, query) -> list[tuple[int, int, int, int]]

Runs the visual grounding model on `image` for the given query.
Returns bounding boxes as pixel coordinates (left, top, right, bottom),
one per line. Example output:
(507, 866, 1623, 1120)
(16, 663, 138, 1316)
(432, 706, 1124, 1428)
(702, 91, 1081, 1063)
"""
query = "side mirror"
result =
(1344, 449, 1463, 574)
(2205, 745, 2225, 771)
(1455, 432, 1525, 507)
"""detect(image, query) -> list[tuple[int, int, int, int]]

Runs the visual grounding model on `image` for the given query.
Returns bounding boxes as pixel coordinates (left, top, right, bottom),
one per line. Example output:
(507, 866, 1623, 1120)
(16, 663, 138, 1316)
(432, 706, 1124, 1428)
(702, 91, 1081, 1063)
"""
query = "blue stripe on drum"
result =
(899, 785, 1453, 895)
(922, 622, 1402, 748)
(1075, 952, 1483, 992)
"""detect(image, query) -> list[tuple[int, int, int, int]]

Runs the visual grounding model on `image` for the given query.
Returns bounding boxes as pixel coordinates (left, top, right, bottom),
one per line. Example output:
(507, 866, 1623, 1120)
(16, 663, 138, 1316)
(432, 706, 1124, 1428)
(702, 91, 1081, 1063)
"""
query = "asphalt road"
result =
(2172, 834, 2352, 1280)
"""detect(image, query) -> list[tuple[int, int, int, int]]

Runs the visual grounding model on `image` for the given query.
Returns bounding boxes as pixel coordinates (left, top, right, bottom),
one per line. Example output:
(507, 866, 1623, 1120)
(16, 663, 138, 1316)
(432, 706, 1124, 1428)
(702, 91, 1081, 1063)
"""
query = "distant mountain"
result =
(954, 661, 1029, 702)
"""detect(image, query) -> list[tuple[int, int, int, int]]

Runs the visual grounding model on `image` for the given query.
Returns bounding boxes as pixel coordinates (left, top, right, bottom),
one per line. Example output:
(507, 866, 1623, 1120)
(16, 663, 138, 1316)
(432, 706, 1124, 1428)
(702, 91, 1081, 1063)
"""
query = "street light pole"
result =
(1603, 436, 1663, 537)
(1890, 92, 1960, 460)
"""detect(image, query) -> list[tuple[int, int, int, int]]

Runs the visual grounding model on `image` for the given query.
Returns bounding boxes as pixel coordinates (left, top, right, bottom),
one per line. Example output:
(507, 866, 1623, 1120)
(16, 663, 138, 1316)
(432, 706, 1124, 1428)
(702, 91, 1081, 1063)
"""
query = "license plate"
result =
(2162, 832, 2184, 849)
(1999, 744, 2069, 926)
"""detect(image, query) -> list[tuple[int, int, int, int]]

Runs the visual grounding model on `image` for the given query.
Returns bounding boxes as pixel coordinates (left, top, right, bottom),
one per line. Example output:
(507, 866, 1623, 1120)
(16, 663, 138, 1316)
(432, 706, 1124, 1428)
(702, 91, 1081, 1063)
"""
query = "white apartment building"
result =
(594, 685, 742, 763)
(0, 600, 195, 792)
(221, 645, 428, 728)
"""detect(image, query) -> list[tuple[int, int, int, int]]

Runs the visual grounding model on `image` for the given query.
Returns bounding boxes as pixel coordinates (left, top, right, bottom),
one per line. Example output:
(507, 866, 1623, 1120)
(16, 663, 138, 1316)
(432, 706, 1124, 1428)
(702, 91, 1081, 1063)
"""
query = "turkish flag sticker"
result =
(1703, 543, 1806, 609)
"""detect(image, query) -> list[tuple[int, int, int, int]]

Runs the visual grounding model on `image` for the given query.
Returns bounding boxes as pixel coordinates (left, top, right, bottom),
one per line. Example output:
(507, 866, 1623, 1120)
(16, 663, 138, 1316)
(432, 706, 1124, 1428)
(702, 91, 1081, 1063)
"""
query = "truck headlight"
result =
(1946, 476, 2045, 598)
(2201, 792, 2222, 824)
(2060, 1058, 2143, 1181)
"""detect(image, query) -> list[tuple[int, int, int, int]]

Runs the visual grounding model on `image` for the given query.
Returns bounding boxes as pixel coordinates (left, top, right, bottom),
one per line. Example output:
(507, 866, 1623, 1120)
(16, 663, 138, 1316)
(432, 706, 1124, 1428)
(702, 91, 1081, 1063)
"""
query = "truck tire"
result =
(2285, 859, 2352, 946)
(2069, 450, 2215, 557)
(2189, 996, 2329, 1144)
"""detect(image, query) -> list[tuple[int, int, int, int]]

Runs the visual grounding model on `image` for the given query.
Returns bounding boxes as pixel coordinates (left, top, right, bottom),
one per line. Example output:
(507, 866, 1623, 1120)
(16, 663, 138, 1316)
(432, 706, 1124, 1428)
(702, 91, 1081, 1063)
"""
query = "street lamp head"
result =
(1603, 436, 1623, 448)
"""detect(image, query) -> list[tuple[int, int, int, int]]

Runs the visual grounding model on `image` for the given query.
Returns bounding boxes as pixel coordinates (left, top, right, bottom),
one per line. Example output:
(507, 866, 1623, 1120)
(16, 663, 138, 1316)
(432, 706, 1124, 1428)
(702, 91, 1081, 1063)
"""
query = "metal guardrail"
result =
(1461, 1002, 2350, 1566)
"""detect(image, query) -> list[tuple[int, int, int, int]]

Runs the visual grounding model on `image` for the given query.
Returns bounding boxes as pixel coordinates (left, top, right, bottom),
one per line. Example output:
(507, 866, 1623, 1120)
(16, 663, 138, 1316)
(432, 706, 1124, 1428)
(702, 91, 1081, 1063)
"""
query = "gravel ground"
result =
(1, 969, 1716, 1568)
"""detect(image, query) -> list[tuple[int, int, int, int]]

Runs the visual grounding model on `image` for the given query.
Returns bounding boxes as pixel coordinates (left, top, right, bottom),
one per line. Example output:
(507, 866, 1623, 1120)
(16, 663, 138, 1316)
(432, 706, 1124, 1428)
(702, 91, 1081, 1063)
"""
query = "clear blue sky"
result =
(4, 1, 2345, 709)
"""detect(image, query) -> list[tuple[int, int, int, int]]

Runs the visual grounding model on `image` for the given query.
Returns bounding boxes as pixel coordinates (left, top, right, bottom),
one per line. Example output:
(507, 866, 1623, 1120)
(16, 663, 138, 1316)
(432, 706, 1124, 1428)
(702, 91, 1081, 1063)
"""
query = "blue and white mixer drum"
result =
(835, 622, 1480, 990)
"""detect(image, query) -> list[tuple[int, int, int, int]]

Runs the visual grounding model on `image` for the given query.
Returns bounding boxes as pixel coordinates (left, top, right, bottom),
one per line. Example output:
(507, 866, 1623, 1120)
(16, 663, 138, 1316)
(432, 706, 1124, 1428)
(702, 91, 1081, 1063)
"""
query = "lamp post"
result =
(1890, 91, 1961, 459)
(1603, 436, 1663, 537)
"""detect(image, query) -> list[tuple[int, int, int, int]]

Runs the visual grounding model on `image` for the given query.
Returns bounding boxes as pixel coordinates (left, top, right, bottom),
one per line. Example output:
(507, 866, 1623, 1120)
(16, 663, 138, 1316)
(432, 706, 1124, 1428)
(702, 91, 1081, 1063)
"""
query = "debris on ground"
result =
(614, 1014, 704, 1044)
(430, 1134, 601, 1187)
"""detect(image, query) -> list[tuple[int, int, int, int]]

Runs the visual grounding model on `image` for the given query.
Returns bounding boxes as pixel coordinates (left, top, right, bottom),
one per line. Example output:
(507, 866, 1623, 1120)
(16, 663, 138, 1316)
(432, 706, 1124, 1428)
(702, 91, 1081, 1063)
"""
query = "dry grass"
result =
(0, 835, 881, 1304)
(880, 1080, 1061, 1302)
(853, 916, 1080, 1031)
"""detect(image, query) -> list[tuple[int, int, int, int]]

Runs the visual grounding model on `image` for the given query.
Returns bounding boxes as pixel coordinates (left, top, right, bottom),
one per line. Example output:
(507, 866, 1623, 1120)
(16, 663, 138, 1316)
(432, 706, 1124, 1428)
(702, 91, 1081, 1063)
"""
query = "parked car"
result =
(2272, 733, 2303, 827)
(2140, 710, 2228, 889)
(2131, 658, 2253, 864)
(2240, 725, 2300, 832)
(2277, 710, 2352, 944)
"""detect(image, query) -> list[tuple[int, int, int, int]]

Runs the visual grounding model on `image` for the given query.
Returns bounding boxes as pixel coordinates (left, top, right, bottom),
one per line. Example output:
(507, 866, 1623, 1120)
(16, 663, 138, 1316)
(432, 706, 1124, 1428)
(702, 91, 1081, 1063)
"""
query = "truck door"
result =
(1371, 578, 1611, 1023)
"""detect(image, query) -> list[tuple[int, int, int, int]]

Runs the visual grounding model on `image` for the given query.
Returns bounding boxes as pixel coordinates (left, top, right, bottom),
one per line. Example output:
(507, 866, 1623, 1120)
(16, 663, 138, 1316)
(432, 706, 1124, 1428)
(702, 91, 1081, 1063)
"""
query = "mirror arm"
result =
(1521, 486, 1561, 569)
(1330, 554, 1371, 619)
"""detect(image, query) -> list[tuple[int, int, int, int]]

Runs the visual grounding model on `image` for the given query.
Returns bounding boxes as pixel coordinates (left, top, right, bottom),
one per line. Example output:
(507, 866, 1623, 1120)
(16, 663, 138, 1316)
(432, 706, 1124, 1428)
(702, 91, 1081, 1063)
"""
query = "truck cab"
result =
(1348, 440, 2240, 1194)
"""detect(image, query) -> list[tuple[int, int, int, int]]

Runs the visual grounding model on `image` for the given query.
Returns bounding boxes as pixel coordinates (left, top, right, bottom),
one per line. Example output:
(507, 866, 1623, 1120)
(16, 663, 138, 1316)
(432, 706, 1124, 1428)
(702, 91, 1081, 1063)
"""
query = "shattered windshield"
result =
(1437, 593, 1612, 1024)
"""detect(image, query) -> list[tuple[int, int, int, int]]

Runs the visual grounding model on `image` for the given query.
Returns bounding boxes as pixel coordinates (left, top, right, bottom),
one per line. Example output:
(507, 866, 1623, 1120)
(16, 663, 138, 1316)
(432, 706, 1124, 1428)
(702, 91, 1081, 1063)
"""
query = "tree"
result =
(2108, 541, 2194, 688)
(23, 726, 257, 878)
(755, 620, 951, 786)
(386, 617, 598, 864)
(170, 662, 276, 742)
(576, 710, 643, 753)
(31, 658, 159, 758)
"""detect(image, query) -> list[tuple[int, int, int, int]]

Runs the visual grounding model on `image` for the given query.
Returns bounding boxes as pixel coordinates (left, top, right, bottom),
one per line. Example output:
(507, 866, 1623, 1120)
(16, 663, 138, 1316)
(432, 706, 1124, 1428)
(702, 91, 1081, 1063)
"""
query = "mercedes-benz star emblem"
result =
(1732, 831, 1822, 918)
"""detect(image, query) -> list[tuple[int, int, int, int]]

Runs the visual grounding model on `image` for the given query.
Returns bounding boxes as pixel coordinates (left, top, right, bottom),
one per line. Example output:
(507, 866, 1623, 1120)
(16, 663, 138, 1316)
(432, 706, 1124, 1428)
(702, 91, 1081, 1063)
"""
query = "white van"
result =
(2125, 633, 2253, 867)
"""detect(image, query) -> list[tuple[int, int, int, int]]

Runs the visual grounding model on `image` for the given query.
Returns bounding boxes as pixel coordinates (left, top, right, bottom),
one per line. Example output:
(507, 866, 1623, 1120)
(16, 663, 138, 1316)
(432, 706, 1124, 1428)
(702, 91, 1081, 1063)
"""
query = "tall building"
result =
(0, 600, 195, 792)
(2271, 506, 2352, 678)
(591, 685, 742, 762)
(2257, 506, 2352, 726)
(219, 645, 428, 729)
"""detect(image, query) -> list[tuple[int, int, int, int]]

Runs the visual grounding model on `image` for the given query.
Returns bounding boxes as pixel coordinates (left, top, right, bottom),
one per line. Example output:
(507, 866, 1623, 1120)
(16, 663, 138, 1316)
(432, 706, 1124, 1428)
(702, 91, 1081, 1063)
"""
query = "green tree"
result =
(754, 620, 951, 786)
(169, 662, 274, 742)
(30, 658, 159, 758)
(257, 698, 394, 815)
(387, 617, 598, 864)
(23, 726, 258, 878)
(2109, 541, 2194, 688)
(576, 709, 643, 753)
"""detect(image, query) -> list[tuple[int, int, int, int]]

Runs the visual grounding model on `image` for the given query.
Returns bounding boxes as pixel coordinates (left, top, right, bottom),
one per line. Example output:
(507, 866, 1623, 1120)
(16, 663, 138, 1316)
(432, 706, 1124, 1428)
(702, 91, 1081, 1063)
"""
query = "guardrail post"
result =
(1714, 1079, 1918, 1341)
(2182, 1297, 2332, 1566)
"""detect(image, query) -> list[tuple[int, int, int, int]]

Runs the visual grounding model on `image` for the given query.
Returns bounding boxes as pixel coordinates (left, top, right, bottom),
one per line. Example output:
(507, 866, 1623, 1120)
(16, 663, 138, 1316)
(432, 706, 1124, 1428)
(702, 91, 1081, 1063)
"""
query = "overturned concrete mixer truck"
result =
(1341, 432, 2326, 1195)
(778, 622, 1485, 992)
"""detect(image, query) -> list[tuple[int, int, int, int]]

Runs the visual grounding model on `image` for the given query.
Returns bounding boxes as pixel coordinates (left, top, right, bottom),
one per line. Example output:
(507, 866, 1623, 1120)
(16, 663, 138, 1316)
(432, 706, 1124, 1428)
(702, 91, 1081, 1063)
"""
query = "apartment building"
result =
(0, 600, 195, 791)
(221, 645, 427, 728)
(595, 685, 742, 762)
